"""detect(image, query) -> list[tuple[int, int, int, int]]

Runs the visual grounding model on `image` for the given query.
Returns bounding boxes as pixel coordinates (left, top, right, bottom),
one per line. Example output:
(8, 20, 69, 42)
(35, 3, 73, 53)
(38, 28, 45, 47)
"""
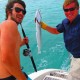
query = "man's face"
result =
(11, 3, 26, 24)
(63, 2, 79, 23)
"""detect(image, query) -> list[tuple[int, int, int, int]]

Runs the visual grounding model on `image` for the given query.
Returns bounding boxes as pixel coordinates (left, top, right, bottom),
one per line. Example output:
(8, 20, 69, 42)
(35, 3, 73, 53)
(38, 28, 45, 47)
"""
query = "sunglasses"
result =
(12, 7, 26, 15)
(64, 7, 76, 12)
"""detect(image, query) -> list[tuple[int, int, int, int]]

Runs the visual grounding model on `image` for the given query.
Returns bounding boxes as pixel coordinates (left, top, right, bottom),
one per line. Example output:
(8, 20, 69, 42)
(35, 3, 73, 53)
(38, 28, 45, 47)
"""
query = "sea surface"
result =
(0, 0, 80, 75)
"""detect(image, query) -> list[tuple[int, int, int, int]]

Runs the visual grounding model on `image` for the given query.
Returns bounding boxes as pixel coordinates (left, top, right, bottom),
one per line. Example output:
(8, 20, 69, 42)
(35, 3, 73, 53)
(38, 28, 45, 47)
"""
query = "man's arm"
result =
(46, 26, 60, 34)
(0, 21, 27, 80)
(40, 22, 60, 34)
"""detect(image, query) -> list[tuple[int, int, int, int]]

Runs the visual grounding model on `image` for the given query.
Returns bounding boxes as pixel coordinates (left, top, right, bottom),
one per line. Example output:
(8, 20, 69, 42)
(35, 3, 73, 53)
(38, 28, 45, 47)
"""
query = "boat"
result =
(28, 69, 68, 80)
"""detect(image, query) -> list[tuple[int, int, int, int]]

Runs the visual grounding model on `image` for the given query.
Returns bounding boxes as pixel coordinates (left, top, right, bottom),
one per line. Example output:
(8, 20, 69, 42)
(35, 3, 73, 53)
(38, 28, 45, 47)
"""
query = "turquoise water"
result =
(0, 0, 80, 75)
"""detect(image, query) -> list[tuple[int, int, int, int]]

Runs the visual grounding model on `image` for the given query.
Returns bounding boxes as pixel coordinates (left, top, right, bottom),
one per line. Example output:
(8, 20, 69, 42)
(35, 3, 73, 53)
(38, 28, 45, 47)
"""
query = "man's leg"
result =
(68, 57, 80, 80)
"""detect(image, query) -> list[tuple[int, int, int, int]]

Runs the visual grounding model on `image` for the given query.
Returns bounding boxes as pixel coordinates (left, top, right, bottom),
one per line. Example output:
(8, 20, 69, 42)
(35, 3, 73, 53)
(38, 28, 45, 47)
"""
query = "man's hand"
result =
(35, 18, 48, 30)
(40, 22, 48, 30)
(20, 37, 29, 46)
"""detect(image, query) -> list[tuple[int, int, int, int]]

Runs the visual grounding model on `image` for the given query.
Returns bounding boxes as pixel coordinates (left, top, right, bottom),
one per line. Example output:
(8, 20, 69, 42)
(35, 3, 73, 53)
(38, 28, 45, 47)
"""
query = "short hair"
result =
(5, 0, 26, 19)
(63, 0, 79, 9)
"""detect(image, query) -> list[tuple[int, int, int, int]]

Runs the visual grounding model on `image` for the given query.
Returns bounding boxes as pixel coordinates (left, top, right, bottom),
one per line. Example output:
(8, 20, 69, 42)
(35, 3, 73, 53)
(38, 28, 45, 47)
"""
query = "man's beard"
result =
(11, 16, 22, 25)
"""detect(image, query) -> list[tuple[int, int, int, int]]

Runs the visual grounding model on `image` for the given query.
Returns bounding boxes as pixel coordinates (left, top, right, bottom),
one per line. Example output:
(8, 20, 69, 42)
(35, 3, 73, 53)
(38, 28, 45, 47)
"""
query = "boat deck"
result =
(29, 69, 68, 80)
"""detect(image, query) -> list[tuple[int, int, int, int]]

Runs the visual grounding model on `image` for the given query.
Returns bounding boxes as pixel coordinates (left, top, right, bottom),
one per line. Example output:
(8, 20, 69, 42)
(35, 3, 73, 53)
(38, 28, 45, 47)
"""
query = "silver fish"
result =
(35, 10, 42, 53)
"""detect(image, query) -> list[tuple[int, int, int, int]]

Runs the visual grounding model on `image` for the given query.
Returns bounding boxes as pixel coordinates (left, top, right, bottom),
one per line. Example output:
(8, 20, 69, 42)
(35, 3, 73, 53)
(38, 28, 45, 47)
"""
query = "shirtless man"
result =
(0, 0, 28, 80)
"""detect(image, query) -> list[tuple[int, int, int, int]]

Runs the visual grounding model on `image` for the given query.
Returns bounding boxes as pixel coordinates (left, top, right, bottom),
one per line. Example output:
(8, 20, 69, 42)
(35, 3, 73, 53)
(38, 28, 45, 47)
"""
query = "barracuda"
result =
(35, 10, 42, 53)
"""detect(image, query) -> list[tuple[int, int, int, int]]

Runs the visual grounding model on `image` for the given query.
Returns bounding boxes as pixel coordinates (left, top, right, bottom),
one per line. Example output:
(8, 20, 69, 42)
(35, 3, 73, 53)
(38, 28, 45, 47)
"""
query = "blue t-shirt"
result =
(56, 14, 80, 58)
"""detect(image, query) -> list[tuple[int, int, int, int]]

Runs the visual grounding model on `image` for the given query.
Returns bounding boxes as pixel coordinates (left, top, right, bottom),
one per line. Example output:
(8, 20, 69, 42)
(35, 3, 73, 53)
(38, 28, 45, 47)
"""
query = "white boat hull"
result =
(29, 69, 68, 80)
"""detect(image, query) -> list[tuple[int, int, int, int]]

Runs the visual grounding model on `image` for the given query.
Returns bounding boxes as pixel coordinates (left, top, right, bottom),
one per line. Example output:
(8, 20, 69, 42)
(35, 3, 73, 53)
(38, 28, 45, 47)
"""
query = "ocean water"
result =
(0, 0, 80, 75)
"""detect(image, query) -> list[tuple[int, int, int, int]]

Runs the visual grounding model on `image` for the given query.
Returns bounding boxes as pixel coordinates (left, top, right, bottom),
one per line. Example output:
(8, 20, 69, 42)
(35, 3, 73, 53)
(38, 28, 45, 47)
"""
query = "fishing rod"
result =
(20, 23, 37, 72)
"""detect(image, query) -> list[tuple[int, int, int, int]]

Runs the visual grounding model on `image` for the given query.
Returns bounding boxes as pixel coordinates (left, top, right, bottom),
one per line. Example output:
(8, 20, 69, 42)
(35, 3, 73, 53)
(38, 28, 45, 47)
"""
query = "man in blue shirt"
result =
(39, 0, 80, 80)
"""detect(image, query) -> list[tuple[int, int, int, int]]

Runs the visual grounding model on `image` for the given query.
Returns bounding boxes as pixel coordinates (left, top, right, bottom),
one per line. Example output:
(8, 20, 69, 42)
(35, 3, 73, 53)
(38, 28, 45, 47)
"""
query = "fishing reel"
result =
(23, 49, 31, 56)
